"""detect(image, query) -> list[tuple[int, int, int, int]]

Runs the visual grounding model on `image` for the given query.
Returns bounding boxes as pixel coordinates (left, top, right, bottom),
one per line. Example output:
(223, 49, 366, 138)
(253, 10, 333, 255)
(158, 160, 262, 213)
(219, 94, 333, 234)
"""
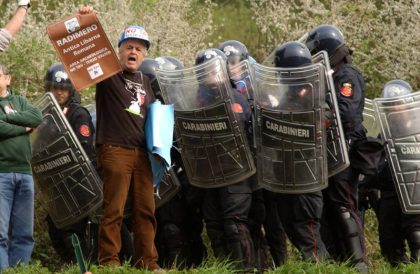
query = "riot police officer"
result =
(195, 48, 255, 271)
(266, 41, 330, 262)
(219, 40, 288, 269)
(139, 57, 207, 268)
(367, 80, 420, 265)
(45, 63, 95, 160)
(304, 24, 368, 272)
(43, 63, 133, 264)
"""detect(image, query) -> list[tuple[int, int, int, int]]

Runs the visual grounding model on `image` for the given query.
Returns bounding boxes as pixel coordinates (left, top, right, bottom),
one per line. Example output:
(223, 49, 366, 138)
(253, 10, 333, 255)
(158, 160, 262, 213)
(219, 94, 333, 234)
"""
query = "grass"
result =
(5, 204, 420, 273)
(4, 258, 420, 274)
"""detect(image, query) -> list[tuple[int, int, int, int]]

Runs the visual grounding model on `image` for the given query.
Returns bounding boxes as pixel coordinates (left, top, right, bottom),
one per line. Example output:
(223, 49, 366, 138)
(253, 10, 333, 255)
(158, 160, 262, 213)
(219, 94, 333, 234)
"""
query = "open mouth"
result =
(128, 56, 137, 63)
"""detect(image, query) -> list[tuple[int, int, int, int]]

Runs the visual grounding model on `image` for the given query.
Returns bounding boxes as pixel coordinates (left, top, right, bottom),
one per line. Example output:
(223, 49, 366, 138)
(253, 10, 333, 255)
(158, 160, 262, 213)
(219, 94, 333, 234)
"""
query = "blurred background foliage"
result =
(0, 0, 418, 272)
(0, 0, 418, 103)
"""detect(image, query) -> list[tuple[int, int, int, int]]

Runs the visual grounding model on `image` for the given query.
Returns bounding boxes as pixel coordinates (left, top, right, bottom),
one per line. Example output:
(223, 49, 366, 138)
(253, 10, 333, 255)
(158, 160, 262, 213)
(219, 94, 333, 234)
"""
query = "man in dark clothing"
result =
(196, 48, 255, 271)
(219, 40, 288, 270)
(139, 57, 206, 268)
(304, 24, 368, 273)
(364, 80, 420, 266)
(45, 63, 95, 160)
(43, 62, 96, 262)
(268, 41, 330, 262)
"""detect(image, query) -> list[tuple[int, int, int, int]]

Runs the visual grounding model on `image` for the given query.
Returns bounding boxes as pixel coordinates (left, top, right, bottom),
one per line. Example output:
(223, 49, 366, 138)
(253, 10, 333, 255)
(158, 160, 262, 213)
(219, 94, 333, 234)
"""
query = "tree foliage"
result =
(0, 0, 418, 100)
(0, 0, 213, 103)
(247, 0, 420, 97)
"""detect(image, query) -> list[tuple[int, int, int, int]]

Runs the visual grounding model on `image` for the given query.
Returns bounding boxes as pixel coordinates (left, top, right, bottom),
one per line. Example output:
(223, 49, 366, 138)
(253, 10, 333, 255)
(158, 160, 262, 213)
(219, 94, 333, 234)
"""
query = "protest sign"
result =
(47, 12, 121, 91)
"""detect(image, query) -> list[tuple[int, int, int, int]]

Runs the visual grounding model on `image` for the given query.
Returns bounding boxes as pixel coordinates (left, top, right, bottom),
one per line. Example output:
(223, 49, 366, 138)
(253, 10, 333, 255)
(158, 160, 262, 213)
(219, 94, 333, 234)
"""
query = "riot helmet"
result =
(139, 58, 159, 82)
(274, 41, 312, 68)
(45, 63, 79, 106)
(381, 79, 413, 99)
(304, 24, 345, 57)
(304, 24, 352, 67)
(138, 58, 161, 99)
(195, 48, 227, 66)
(156, 56, 185, 71)
(218, 40, 249, 66)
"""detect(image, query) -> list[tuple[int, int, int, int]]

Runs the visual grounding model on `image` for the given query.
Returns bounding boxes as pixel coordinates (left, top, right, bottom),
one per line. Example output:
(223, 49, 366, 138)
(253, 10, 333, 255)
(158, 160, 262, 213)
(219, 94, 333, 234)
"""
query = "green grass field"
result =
(3, 210, 420, 274)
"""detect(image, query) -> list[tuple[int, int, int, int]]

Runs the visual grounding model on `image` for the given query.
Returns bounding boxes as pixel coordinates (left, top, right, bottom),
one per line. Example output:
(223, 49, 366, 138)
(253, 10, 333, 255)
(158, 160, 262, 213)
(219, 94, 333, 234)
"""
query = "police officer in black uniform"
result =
(45, 63, 95, 160)
(139, 57, 207, 268)
(195, 48, 255, 271)
(304, 25, 368, 273)
(364, 80, 420, 266)
(266, 41, 330, 263)
(44, 63, 133, 263)
(219, 40, 288, 269)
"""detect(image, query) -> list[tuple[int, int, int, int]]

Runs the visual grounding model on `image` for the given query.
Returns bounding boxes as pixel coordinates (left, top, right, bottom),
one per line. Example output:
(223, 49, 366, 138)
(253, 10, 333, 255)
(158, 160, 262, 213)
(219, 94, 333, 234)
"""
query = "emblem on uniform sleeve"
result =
(232, 103, 243, 113)
(79, 124, 91, 137)
(339, 83, 353, 97)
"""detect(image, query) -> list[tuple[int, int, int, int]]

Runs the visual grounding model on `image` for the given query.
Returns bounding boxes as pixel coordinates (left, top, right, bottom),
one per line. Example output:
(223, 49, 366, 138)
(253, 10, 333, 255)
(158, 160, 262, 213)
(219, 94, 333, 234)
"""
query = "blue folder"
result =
(145, 100, 174, 187)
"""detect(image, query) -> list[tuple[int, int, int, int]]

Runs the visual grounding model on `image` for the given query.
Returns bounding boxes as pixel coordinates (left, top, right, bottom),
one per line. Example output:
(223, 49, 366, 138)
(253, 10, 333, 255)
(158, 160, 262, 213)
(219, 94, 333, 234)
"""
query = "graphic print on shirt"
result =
(124, 78, 146, 117)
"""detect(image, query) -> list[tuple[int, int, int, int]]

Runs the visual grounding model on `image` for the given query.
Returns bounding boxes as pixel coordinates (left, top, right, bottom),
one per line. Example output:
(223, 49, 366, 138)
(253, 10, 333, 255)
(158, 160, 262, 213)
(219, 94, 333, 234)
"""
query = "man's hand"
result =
(18, 0, 30, 8)
(79, 6, 95, 15)
(25, 127, 33, 133)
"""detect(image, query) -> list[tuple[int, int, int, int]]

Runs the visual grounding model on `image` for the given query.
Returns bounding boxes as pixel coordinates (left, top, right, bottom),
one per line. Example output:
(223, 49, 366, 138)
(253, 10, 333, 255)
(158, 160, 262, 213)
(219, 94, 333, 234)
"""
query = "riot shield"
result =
(156, 57, 256, 188)
(228, 60, 255, 101)
(363, 98, 381, 137)
(312, 51, 349, 176)
(253, 62, 328, 194)
(154, 168, 181, 208)
(31, 93, 102, 229)
(262, 43, 281, 67)
(374, 91, 420, 213)
(229, 60, 257, 149)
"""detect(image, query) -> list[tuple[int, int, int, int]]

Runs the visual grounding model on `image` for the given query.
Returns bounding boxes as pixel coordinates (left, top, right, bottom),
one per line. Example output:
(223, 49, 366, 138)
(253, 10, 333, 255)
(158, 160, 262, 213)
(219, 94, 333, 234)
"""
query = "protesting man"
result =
(79, 6, 163, 272)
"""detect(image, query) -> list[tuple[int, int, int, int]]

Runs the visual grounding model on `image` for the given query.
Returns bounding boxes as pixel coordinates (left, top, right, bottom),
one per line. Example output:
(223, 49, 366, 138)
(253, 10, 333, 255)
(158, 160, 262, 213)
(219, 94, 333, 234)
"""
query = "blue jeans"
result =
(0, 173, 35, 270)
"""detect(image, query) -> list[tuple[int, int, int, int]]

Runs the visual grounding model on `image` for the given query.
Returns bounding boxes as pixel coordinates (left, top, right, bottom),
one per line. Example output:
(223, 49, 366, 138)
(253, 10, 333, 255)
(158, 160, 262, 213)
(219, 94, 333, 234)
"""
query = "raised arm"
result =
(3, 1, 31, 37)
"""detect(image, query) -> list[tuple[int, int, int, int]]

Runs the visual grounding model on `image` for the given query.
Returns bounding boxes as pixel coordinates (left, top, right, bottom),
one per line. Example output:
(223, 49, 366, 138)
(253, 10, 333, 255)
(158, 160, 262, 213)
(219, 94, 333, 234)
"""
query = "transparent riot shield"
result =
(363, 98, 381, 137)
(374, 91, 420, 213)
(312, 51, 349, 176)
(253, 62, 328, 194)
(156, 57, 256, 188)
(31, 93, 102, 229)
(228, 60, 255, 101)
(262, 42, 281, 67)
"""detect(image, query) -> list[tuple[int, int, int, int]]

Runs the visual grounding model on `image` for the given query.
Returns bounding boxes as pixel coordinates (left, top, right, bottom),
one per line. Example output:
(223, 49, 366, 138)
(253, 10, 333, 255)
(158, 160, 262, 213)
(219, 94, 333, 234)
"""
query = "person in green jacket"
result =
(0, 63, 42, 270)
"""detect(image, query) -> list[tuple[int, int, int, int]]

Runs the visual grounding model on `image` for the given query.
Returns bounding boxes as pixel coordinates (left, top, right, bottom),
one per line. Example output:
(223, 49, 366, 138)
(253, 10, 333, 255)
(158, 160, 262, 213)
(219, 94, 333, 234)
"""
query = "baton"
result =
(71, 233, 87, 274)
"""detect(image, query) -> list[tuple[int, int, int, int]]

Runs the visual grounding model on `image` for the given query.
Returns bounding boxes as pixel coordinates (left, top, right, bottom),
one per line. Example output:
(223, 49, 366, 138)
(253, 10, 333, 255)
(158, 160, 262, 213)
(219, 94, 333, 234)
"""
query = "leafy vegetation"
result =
(0, 0, 419, 273)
